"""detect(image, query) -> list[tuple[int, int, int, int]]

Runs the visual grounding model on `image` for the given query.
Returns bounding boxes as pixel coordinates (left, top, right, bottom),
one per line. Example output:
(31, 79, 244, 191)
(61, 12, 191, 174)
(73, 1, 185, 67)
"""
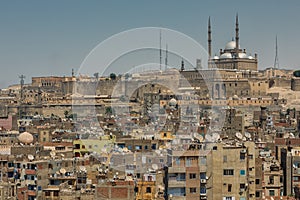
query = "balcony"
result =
(168, 167, 186, 173)
(168, 180, 186, 187)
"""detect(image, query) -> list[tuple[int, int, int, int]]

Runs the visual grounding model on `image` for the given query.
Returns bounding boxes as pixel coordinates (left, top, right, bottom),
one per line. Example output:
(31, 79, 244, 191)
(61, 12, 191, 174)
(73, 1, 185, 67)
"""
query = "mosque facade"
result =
(208, 15, 258, 71)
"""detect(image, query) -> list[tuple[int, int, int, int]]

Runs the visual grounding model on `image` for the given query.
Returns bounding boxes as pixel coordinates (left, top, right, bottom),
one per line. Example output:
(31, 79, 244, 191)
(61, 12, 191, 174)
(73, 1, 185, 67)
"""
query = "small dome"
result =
(248, 56, 254, 59)
(169, 98, 177, 106)
(18, 132, 34, 144)
(220, 53, 232, 59)
(238, 53, 248, 58)
(232, 95, 239, 100)
(213, 55, 219, 60)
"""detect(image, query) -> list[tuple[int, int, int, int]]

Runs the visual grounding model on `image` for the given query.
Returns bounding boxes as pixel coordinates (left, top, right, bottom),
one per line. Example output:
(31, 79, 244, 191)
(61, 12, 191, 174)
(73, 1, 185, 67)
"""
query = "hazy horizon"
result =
(0, 0, 300, 88)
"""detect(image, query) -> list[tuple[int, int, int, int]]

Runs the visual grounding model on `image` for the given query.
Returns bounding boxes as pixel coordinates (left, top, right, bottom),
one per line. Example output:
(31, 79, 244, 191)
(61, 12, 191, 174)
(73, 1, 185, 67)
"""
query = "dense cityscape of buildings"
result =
(1, 16, 300, 200)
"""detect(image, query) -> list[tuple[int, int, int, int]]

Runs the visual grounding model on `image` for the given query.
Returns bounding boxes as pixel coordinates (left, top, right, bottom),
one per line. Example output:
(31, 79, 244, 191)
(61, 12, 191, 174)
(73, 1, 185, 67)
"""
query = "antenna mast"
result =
(159, 29, 162, 70)
(165, 44, 168, 70)
(274, 35, 279, 69)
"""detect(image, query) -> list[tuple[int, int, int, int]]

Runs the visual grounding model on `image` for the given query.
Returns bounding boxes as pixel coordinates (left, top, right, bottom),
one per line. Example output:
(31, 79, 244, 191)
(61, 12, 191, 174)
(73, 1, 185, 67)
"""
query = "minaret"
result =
(208, 16, 212, 59)
(235, 14, 239, 54)
(181, 59, 185, 71)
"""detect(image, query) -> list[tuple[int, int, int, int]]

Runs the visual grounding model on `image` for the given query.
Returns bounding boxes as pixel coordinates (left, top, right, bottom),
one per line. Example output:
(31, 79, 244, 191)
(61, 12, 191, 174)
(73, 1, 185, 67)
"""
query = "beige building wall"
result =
(207, 141, 256, 200)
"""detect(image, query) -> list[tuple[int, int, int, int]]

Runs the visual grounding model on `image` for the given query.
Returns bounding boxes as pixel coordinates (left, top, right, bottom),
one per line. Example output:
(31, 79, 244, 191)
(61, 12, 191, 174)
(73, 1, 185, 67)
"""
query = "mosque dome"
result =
(225, 40, 240, 50)
(232, 95, 239, 100)
(169, 98, 177, 107)
(238, 53, 248, 58)
(213, 55, 219, 60)
(220, 52, 232, 59)
(248, 56, 254, 59)
(18, 132, 34, 144)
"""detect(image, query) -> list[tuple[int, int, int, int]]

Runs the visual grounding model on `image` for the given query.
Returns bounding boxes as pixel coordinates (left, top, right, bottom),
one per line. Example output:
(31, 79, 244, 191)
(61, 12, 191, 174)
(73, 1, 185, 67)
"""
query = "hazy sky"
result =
(0, 0, 300, 88)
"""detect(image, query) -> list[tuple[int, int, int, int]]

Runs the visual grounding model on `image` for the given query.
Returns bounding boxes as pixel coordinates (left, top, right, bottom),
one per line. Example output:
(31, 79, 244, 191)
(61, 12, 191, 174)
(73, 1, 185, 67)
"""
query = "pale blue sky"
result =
(0, 0, 300, 88)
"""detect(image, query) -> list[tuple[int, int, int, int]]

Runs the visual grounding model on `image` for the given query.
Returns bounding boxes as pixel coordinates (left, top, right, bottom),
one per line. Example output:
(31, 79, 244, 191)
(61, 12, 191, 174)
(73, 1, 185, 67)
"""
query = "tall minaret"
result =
(235, 14, 239, 54)
(208, 16, 212, 59)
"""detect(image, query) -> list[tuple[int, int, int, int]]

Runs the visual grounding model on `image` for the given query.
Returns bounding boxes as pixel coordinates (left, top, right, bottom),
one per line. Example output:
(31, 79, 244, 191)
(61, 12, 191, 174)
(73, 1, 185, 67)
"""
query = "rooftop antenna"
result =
(274, 35, 279, 69)
(159, 29, 162, 70)
(165, 44, 168, 70)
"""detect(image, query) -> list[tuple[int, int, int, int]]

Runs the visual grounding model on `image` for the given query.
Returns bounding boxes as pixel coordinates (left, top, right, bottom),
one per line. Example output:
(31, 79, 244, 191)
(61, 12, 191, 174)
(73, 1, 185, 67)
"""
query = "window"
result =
(269, 190, 275, 196)
(228, 184, 232, 192)
(189, 173, 196, 179)
(146, 187, 151, 193)
(223, 169, 234, 175)
(240, 183, 246, 189)
(240, 152, 245, 160)
(175, 157, 180, 165)
(225, 197, 233, 200)
(255, 191, 260, 197)
(240, 170, 245, 176)
(190, 188, 196, 193)
(200, 172, 206, 180)
(186, 158, 191, 167)
(223, 155, 227, 162)
(255, 179, 260, 184)
(200, 156, 206, 165)
(200, 186, 206, 194)
(269, 176, 274, 184)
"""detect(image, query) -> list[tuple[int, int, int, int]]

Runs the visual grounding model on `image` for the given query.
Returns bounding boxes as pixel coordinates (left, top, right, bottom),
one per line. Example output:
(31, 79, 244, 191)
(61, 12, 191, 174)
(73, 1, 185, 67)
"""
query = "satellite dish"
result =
(152, 164, 158, 170)
(245, 132, 251, 139)
(205, 132, 219, 142)
(28, 154, 34, 161)
(60, 168, 66, 174)
(50, 151, 56, 158)
(79, 166, 86, 172)
(235, 132, 243, 140)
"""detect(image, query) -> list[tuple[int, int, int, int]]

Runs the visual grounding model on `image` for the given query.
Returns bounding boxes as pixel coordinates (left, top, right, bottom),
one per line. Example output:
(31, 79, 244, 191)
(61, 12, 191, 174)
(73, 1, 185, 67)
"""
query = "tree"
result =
(109, 73, 116, 80)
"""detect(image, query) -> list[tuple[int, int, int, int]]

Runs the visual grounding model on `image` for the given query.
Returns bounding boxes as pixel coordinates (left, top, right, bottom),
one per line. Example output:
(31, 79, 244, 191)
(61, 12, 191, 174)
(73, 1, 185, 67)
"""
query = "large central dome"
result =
(225, 40, 239, 50)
